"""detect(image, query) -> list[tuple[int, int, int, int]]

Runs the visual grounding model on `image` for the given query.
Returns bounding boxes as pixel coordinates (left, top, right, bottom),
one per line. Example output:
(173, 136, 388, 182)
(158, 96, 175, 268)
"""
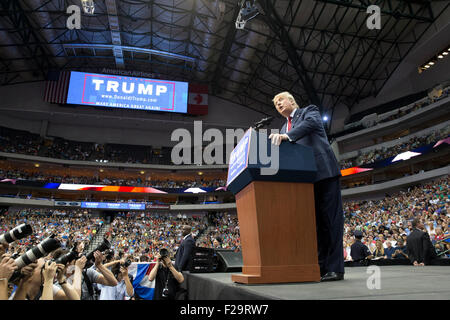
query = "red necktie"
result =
(287, 117, 292, 132)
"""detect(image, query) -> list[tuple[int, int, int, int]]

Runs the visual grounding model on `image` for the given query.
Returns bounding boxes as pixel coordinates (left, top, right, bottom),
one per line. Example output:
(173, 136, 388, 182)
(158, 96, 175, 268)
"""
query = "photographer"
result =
(54, 259, 81, 300)
(74, 251, 118, 300)
(11, 257, 79, 300)
(0, 254, 17, 300)
(41, 261, 58, 300)
(0, 243, 8, 257)
(148, 249, 184, 300)
(97, 258, 134, 300)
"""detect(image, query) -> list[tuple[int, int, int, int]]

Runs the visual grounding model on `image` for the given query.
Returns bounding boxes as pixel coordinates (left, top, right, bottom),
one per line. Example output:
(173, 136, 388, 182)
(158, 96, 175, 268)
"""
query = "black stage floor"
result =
(185, 266, 450, 300)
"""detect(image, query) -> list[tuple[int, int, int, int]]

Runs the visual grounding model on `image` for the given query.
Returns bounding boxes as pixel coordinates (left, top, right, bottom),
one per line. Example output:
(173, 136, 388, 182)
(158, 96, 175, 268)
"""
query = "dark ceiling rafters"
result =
(0, 0, 447, 117)
(257, 0, 323, 113)
(0, 0, 56, 80)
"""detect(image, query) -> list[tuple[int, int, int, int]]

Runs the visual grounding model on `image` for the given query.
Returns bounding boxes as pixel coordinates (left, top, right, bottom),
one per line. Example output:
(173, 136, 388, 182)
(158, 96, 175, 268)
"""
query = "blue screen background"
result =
(66, 71, 188, 113)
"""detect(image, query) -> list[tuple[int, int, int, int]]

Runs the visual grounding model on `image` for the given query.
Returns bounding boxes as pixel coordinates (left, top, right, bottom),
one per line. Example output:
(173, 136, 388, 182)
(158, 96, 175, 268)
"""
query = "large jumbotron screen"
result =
(66, 71, 188, 113)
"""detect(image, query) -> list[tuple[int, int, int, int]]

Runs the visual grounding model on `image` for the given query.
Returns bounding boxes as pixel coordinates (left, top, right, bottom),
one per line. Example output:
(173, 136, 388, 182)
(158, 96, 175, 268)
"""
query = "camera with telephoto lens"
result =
(0, 224, 33, 245)
(121, 259, 132, 268)
(10, 235, 61, 282)
(83, 238, 111, 269)
(53, 245, 79, 265)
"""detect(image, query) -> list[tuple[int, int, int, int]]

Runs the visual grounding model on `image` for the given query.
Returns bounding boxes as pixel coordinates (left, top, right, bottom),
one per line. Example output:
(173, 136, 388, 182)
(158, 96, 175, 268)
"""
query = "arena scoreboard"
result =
(66, 71, 188, 113)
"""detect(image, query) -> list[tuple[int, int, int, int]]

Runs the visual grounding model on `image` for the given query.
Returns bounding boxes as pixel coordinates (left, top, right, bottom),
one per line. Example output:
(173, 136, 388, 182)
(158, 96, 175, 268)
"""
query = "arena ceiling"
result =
(0, 0, 449, 117)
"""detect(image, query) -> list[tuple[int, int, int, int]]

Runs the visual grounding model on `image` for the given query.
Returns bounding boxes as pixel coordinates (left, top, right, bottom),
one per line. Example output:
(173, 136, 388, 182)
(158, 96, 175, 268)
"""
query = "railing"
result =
(85, 222, 108, 253)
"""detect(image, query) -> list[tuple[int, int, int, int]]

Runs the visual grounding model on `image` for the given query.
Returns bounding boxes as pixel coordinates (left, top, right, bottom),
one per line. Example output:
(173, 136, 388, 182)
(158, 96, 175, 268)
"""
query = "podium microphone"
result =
(253, 116, 274, 130)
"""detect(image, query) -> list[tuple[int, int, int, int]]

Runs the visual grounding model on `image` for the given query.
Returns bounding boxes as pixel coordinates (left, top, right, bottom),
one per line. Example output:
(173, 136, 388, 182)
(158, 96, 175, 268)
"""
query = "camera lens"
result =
(54, 250, 78, 265)
(121, 259, 132, 268)
(159, 248, 169, 258)
(0, 224, 33, 245)
(14, 236, 61, 269)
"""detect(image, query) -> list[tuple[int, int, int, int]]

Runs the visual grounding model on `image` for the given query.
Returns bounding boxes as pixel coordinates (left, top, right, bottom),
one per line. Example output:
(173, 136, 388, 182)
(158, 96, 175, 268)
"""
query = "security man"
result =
(350, 230, 373, 263)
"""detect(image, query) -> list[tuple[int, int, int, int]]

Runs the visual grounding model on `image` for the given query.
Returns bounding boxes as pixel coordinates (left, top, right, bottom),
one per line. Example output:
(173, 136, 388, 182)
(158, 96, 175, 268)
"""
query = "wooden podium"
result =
(227, 128, 320, 284)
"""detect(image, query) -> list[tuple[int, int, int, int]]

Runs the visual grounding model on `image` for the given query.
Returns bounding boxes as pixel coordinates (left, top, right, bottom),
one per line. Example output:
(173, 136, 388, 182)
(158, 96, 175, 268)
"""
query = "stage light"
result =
(140, 171, 145, 175)
(235, 0, 260, 29)
(419, 45, 449, 73)
(323, 116, 328, 122)
(81, 0, 95, 14)
(198, 171, 203, 176)
(34, 163, 40, 168)
(99, 169, 104, 173)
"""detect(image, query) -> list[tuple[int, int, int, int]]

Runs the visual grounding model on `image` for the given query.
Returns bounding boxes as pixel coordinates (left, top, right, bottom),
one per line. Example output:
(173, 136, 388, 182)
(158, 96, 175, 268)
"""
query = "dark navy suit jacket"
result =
(281, 105, 341, 182)
(175, 234, 195, 272)
(406, 228, 437, 265)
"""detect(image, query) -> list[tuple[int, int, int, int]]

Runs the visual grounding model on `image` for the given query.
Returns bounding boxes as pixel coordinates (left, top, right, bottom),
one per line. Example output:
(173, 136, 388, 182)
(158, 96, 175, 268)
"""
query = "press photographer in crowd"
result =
(99, 256, 134, 300)
(0, 225, 80, 300)
(0, 251, 17, 300)
(7, 254, 80, 300)
(73, 251, 118, 300)
(148, 248, 184, 300)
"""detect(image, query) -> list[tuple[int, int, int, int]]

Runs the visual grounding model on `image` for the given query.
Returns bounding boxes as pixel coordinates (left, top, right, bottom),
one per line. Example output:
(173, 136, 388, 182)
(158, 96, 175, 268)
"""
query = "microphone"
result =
(253, 116, 274, 130)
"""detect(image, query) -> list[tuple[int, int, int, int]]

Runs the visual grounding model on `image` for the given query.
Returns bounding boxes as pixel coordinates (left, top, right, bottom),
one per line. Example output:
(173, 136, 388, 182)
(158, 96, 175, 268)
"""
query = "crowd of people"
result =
(0, 208, 230, 300)
(0, 168, 226, 189)
(351, 85, 450, 131)
(106, 212, 209, 262)
(42, 138, 94, 161)
(1, 173, 449, 300)
(196, 212, 241, 251)
(1, 209, 240, 264)
(0, 208, 104, 255)
(376, 86, 449, 126)
(0, 127, 170, 165)
(1, 175, 448, 266)
(0, 129, 41, 156)
(340, 126, 450, 169)
(343, 176, 450, 261)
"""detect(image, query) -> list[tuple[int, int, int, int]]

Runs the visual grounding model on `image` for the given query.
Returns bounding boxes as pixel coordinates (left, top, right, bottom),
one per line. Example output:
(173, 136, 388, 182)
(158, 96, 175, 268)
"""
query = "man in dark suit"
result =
(407, 218, 438, 266)
(269, 91, 344, 281)
(175, 225, 195, 272)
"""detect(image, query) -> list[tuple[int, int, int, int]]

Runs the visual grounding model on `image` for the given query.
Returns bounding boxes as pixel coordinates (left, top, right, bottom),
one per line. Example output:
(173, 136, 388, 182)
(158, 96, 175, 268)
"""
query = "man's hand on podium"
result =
(269, 133, 289, 145)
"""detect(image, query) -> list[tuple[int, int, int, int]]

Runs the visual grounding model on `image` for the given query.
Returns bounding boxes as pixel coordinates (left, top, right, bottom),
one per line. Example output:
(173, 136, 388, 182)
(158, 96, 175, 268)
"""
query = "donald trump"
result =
(269, 92, 344, 282)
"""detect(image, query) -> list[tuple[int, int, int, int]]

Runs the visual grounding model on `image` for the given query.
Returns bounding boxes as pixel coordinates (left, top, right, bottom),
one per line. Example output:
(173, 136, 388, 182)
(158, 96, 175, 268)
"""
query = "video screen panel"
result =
(80, 202, 146, 210)
(66, 71, 188, 113)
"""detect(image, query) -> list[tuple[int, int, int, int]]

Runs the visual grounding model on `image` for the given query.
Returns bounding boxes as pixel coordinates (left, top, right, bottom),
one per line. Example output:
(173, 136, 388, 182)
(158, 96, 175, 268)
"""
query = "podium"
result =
(227, 128, 320, 284)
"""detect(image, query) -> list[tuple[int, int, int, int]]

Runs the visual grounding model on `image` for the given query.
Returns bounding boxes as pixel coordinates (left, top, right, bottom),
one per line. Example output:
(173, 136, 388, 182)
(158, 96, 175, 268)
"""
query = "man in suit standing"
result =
(407, 218, 438, 266)
(269, 91, 344, 281)
(175, 225, 195, 272)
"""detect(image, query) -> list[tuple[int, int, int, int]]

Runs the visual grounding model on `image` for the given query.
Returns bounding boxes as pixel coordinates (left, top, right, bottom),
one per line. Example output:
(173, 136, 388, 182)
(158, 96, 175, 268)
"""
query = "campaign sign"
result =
(80, 202, 146, 210)
(67, 71, 188, 113)
(227, 128, 252, 186)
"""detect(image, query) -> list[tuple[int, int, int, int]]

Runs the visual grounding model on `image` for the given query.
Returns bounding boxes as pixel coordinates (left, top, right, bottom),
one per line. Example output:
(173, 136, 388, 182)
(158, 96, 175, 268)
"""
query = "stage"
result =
(185, 266, 450, 300)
